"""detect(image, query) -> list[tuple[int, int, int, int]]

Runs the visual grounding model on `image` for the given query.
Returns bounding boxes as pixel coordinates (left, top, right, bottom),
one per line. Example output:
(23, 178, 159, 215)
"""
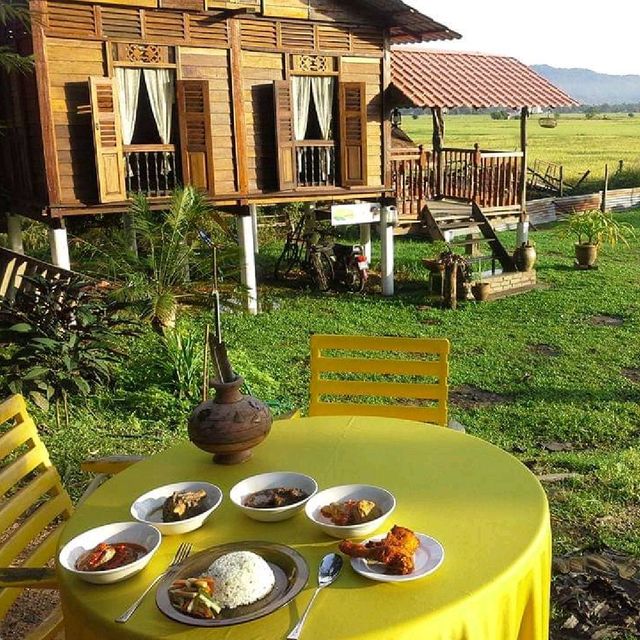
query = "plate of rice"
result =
(156, 542, 309, 627)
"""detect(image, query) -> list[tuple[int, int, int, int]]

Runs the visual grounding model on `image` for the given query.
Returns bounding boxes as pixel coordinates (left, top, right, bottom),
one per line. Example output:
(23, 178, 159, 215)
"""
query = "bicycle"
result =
(274, 211, 368, 293)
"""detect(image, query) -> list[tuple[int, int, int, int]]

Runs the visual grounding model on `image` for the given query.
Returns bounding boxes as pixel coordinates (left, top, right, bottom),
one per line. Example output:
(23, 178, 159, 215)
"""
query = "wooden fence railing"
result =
(391, 144, 524, 213)
(390, 146, 434, 218)
(0, 247, 74, 306)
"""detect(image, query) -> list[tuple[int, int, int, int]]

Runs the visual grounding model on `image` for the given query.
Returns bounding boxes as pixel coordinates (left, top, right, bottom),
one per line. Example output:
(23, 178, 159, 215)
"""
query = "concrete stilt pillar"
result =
(516, 219, 530, 246)
(359, 223, 372, 263)
(49, 222, 71, 270)
(238, 213, 258, 315)
(249, 204, 259, 255)
(380, 205, 395, 297)
(7, 214, 24, 254)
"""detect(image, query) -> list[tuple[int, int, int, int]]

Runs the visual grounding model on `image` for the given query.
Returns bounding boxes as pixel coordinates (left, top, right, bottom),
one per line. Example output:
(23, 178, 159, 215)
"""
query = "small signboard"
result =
(331, 203, 380, 227)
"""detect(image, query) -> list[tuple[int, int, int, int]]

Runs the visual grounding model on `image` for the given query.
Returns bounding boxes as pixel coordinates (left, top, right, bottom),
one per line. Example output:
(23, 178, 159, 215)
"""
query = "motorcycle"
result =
(321, 242, 369, 293)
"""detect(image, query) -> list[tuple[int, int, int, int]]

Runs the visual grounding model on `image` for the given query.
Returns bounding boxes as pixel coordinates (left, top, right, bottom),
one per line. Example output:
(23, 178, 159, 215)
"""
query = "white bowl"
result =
(130, 482, 223, 535)
(305, 484, 396, 539)
(230, 472, 318, 522)
(58, 521, 161, 584)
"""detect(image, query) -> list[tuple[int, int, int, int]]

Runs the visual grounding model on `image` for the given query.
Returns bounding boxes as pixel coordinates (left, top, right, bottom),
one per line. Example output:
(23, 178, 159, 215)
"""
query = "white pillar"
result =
(516, 220, 530, 246)
(359, 223, 372, 262)
(49, 223, 71, 270)
(7, 214, 24, 254)
(380, 205, 394, 297)
(249, 204, 259, 255)
(238, 213, 258, 315)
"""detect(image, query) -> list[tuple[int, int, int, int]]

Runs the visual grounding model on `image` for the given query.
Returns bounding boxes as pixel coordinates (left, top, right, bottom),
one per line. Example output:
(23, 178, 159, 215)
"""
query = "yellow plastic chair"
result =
(309, 334, 450, 426)
(0, 394, 141, 639)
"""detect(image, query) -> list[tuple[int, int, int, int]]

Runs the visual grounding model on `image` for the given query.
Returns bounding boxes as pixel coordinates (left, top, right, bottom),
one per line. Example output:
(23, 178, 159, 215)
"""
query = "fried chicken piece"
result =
(339, 525, 419, 575)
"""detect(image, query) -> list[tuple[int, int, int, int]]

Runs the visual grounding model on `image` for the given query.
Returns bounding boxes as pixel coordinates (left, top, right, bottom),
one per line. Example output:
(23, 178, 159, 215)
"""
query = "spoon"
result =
(286, 553, 343, 640)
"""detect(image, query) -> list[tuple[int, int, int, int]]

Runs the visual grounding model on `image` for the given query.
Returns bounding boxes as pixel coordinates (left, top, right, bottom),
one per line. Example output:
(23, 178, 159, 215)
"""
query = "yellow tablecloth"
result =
(58, 416, 551, 640)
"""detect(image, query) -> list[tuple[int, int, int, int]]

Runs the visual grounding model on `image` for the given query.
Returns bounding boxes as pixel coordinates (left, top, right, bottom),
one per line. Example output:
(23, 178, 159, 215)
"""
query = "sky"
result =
(405, 1, 638, 76)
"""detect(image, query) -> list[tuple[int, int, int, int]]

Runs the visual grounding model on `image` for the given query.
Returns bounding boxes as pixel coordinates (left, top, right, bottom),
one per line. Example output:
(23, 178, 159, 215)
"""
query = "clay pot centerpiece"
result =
(188, 375, 272, 465)
(187, 265, 272, 464)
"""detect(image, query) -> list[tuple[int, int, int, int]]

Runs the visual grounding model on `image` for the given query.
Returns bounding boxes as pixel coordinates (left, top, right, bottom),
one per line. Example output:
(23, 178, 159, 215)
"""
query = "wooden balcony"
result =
(391, 144, 524, 217)
(124, 144, 178, 198)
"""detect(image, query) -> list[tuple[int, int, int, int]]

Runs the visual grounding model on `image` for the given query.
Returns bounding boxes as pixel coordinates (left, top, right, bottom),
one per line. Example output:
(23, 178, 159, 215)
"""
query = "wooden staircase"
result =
(394, 199, 520, 272)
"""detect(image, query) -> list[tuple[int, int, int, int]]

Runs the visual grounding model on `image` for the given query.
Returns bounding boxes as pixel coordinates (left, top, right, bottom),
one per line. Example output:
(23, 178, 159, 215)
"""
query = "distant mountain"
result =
(531, 64, 640, 105)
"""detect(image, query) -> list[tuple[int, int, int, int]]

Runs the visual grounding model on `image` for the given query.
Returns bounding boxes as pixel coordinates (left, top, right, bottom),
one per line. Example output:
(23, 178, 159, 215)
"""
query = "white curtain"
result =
(143, 69, 175, 174)
(143, 68, 175, 144)
(116, 68, 141, 177)
(292, 76, 312, 141)
(116, 68, 141, 145)
(311, 76, 335, 181)
(311, 76, 334, 140)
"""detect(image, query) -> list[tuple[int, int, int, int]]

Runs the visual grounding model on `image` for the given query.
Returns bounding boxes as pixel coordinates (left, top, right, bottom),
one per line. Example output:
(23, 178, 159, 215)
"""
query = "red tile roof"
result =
(391, 49, 578, 108)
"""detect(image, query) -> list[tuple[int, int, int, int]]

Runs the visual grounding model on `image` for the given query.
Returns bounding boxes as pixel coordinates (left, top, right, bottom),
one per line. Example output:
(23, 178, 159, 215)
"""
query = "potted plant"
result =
(566, 209, 635, 267)
(471, 258, 490, 302)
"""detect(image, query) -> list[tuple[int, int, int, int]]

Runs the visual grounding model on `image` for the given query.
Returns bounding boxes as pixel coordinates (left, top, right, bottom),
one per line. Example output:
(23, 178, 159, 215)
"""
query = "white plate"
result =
(131, 482, 223, 535)
(58, 521, 161, 584)
(230, 472, 318, 522)
(305, 484, 395, 539)
(350, 532, 444, 583)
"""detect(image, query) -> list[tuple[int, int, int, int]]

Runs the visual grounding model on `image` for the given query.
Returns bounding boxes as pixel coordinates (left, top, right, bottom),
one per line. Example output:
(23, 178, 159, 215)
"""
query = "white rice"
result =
(204, 551, 275, 609)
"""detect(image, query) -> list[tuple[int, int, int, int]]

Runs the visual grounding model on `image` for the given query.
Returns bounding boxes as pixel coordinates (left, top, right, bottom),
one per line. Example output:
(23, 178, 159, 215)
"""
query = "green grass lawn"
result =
(33, 210, 640, 560)
(402, 112, 640, 193)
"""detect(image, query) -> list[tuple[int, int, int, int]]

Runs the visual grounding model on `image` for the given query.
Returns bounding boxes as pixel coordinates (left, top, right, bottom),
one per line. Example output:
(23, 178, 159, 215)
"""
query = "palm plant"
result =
(0, 2, 33, 74)
(107, 187, 235, 332)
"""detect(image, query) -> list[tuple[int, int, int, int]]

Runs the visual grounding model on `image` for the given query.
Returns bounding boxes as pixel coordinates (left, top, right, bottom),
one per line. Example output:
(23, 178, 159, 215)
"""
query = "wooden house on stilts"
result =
(0, 0, 459, 310)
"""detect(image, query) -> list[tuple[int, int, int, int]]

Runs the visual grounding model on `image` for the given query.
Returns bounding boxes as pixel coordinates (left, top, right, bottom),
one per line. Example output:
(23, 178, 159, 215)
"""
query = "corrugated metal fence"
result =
(528, 187, 640, 226)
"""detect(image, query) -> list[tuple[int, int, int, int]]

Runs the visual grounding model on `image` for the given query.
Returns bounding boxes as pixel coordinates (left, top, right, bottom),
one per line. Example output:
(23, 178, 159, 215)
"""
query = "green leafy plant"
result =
(106, 187, 235, 332)
(160, 328, 202, 401)
(566, 209, 635, 247)
(0, 275, 137, 425)
(0, 2, 33, 74)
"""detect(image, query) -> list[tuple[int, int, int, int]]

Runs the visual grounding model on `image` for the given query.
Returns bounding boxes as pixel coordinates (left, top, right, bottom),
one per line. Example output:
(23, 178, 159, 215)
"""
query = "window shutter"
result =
(273, 80, 296, 191)
(339, 82, 368, 187)
(89, 77, 127, 203)
(177, 80, 215, 193)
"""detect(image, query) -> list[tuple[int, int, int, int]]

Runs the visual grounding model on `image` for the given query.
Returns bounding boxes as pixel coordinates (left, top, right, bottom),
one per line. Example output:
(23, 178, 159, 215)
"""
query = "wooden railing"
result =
(0, 247, 73, 307)
(390, 146, 434, 218)
(440, 145, 524, 208)
(390, 144, 524, 212)
(124, 144, 178, 198)
(296, 141, 337, 188)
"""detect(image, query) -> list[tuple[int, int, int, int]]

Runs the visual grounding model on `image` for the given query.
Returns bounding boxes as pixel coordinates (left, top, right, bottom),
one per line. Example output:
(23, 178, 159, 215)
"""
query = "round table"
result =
(58, 416, 551, 640)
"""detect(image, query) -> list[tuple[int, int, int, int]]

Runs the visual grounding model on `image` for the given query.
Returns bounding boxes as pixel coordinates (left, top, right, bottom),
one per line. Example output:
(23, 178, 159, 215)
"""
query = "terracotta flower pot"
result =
(188, 376, 272, 465)
(575, 243, 598, 267)
(471, 282, 490, 302)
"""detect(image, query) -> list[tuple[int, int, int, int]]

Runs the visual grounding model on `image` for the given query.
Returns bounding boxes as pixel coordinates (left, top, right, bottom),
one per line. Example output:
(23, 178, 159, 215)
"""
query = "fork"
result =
(115, 542, 192, 623)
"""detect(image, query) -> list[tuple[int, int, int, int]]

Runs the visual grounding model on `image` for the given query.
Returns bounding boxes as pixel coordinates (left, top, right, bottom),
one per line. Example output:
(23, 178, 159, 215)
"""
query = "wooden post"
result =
(380, 200, 395, 297)
(249, 204, 259, 255)
(559, 165, 564, 197)
(49, 220, 71, 270)
(472, 143, 481, 204)
(517, 106, 530, 246)
(601, 164, 609, 212)
(6, 214, 24, 254)
(432, 107, 445, 199)
(237, 211, 258, 315)
(442, 264, 457, 310)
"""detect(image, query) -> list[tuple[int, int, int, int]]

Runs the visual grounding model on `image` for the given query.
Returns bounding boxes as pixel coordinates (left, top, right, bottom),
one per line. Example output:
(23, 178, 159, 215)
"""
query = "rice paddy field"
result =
(402, 112, 640, 194)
